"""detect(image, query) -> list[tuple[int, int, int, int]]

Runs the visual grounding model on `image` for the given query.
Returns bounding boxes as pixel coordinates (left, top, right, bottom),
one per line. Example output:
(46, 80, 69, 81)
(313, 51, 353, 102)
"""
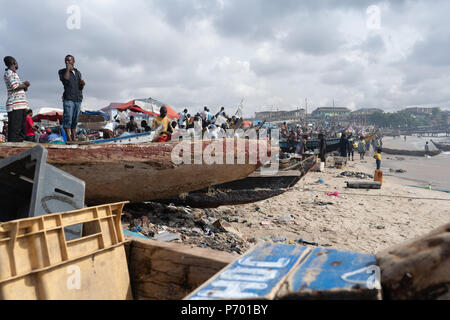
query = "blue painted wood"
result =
(284, 248, 381, 299)
(93, 131, 152, 144)
(187, 243, 309, 300)
(186, 244, 382, 300)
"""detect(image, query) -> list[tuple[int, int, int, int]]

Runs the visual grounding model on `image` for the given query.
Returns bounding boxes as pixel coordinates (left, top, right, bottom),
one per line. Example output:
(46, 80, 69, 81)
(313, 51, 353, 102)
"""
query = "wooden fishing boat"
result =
(430, 140, 450, 152)
(0, 139, 269, 206)
(156, 156, 316, 208)
(381, 148, 442, 157)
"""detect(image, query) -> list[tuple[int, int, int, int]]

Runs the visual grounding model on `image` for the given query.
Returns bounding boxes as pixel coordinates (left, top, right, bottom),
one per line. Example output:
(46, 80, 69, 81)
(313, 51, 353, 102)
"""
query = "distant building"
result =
(311, 107, 351, 118)
(403, 107, 433, 115)
(255, 109, 305, 122)
(351, 108, 383, 116)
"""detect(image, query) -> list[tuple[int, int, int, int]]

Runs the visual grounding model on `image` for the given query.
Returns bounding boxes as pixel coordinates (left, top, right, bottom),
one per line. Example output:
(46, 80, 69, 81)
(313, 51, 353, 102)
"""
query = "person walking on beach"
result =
(374, 148, 382, 170)
(347, 139, 355, 161)
(425, 141, 430, 153)
(59, 55, 85, 142)
(358, 139, 366, 160)
(3, 56, 30, 142)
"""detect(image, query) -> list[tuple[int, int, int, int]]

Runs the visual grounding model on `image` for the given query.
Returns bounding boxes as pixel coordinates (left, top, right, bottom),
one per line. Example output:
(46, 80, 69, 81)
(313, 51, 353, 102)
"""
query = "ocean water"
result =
(381, 136, 450, 191)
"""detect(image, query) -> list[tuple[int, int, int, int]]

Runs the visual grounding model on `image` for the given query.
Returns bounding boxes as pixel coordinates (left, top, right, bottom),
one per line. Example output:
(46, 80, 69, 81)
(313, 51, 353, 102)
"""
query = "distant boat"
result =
(0, 139, 264, 206)
(157, 156, 316, 208)
(381, 148, 442, 157)
(431, 140, 450, 152)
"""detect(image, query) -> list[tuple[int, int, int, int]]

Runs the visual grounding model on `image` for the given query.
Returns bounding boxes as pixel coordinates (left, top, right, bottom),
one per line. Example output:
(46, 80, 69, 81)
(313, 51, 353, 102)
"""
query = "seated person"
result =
(140, 120, 151, 132)
(152, 106, 173, 142)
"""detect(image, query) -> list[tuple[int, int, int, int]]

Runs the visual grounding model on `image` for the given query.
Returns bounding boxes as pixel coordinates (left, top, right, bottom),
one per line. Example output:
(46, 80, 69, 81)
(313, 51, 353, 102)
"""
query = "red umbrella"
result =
(32, 111, 63, 123)
(115, 98, 180, 120)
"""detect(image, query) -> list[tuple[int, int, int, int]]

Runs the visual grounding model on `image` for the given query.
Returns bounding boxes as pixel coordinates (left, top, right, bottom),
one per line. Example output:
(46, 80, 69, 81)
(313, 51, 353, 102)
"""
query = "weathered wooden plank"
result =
(377, 223, 450, 300)
(278, 248, 382, 300)
(126, 236, 237, 300)
(186, 243, 310, 300)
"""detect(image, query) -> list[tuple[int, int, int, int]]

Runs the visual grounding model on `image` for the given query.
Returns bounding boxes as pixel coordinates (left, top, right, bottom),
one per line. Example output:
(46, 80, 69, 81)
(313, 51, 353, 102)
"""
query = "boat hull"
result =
(157, 156, 316, 208)
(381, 148, 442, 157)
(431, 140, 450, 152)
(0, 139, 268, 205)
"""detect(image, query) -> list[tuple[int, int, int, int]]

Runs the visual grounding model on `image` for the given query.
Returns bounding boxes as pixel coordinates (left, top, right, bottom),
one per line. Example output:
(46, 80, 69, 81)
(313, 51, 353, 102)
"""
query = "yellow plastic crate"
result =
(0, 202, 132, 300)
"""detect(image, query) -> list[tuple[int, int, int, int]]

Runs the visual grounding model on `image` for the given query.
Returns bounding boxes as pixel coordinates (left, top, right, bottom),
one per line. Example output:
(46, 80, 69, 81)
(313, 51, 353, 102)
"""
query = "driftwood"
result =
(125, 236, 237, 300)
(346, 181, 381, 189)
(376, 223, 450, 300)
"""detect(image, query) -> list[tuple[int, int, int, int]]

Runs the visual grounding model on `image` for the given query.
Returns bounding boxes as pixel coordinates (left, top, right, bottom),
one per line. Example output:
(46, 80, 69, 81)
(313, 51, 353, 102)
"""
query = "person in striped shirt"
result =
(3, 56, 30, 142)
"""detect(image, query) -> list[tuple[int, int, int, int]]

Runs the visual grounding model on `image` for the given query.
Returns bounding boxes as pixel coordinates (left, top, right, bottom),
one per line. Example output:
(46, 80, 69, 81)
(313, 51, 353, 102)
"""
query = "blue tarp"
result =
(81, 110, 109, 120)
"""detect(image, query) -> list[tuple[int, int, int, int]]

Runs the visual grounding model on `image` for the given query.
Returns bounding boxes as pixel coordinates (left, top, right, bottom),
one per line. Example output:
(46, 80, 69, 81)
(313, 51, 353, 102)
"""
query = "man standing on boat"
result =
(153, 106, 173, 142)
(58, 55, 85, 142)
(3, 56, 31, 142)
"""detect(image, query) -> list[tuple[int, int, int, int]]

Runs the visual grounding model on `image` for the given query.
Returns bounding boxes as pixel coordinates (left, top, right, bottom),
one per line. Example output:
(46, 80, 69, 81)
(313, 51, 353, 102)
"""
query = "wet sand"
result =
(382, 136, 450, 190)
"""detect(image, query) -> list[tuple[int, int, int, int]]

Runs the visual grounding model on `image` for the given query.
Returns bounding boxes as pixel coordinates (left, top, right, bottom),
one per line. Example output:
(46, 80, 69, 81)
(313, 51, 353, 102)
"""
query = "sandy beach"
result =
(214, 156, 450, 254)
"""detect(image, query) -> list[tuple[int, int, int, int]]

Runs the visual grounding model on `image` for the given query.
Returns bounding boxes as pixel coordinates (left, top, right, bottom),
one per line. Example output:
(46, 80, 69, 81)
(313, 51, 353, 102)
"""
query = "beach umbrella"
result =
(115, 97, 180, 120)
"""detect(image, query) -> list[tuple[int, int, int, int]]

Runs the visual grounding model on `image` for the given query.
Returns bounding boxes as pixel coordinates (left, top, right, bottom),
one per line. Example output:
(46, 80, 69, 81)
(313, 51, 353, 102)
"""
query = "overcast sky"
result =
(1, 0, 449, 117)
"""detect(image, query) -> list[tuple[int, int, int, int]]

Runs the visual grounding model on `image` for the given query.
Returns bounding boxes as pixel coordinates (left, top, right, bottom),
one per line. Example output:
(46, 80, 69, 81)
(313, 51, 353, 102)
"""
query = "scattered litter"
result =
(317, 178, 325, 184)
(122, 202, 250, 254)
(272, 237, 287, 243)
(389, 168, 407, 173)
(278, 214, 294, 223)
(326, 191, 340, 197)
(340, 171, 373, 179)
(260, 221, 272, 226)
(376, 225, 385, 230)
(315, 201, 334, 206)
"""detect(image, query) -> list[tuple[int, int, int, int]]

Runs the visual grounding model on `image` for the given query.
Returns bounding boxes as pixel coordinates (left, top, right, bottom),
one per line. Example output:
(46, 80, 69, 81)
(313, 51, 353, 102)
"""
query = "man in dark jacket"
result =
(58, 55, 85, 142)
(319, 133, 327, 164)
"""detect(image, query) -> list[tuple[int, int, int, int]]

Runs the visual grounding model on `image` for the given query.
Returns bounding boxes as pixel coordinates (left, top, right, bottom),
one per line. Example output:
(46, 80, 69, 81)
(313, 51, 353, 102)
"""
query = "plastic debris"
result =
(260, 221, 272, 226)
(326, 191, 340, 197)
(272, 237, 287, 243)
(153, 231, 181, 242)
(317, 178, 325, 184)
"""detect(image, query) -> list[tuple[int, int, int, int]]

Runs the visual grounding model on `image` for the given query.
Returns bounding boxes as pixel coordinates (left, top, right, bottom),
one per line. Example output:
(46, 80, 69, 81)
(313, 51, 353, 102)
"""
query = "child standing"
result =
(374, 148, 382, 170)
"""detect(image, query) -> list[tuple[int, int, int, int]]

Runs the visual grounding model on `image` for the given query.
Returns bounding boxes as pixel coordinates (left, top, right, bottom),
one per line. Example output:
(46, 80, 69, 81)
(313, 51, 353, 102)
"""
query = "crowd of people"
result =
(3, 54, 247, 144)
